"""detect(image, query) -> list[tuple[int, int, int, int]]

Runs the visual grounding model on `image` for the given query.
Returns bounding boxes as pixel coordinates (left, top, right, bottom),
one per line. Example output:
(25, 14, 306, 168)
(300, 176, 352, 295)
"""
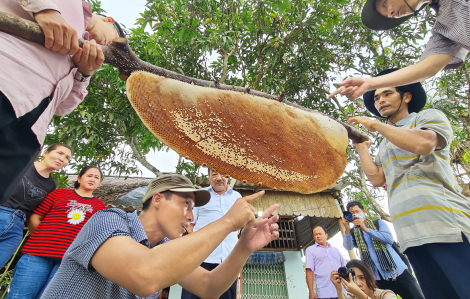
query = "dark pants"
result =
(0, 91, 49, 204)
(376, 269, 424, 299)
(181, 262, 238, 299)
(405, 234, 470, 299)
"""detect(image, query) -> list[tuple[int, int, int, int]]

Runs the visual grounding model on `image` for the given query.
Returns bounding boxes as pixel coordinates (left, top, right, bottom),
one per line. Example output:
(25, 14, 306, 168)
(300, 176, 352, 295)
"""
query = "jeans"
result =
(5, 254, 61, 299)
(0, 206, 26, 268)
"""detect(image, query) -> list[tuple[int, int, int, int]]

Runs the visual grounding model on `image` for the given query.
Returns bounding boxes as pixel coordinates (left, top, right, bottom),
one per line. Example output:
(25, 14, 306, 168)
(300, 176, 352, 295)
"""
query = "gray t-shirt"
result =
(41, 209, 168, 299)
(375, 109, 470, 251)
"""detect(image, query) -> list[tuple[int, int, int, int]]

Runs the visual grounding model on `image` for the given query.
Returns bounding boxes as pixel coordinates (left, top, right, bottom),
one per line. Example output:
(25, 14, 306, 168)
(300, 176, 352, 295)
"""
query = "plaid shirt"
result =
(42, 209, 168, 299)
(420, 0, 469, 69)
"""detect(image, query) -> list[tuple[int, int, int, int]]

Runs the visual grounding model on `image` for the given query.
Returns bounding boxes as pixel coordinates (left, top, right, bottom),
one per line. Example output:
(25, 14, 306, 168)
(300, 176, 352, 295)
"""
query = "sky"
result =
(98, 0, 400, 260)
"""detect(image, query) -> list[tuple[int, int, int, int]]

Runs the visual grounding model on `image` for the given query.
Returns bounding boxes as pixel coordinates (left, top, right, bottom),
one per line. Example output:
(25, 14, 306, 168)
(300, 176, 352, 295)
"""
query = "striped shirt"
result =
(22, 188, 105, 258)
(42, 209, 168, 299)
(375, 109, 470, 251)
(420, 0, 469, 69)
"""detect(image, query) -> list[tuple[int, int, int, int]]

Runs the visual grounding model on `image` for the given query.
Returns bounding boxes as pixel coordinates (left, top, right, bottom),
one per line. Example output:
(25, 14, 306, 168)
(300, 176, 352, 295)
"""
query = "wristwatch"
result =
(77, 71, 91, 82)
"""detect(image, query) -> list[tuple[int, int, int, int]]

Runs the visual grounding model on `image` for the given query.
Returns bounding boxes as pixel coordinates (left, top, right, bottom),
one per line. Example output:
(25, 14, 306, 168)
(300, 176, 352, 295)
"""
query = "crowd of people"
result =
(1, 0, 470, 298)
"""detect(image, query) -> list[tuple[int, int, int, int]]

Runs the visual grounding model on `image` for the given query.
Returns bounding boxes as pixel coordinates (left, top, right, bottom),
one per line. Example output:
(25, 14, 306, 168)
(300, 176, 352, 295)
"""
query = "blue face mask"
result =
(354, 213, 365, 221)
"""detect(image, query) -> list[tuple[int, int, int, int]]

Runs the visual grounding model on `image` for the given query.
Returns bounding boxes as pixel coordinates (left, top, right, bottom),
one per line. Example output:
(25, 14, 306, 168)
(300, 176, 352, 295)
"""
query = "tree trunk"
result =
(338, 219, 357, 260)
(126, 136, 162, 176)
(352, 153, 392, 222)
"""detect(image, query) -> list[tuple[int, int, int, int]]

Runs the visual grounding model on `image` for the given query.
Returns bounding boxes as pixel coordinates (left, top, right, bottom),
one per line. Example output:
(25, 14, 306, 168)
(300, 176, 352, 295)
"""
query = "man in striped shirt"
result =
(329, 0, 469, 100)
(348, 68, 470, 299)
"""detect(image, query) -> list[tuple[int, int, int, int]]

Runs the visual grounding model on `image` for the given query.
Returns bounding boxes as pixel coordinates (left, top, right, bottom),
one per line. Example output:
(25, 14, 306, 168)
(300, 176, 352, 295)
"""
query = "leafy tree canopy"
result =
(46, 0, 470, 219)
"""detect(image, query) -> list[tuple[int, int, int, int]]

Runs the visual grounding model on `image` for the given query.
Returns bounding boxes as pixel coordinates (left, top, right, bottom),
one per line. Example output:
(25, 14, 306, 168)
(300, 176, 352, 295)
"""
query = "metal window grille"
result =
(239, 263, 288, 299)
(262, 217, 298, 250)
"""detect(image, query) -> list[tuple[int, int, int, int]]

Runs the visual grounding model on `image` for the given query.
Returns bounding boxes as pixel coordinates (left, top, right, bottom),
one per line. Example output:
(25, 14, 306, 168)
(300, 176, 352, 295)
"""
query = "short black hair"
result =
(347, 201, 364, 211)
(142, 191, 173, 211)
(313, 226, 327, 234)
(346, 259, 376, 290)
(74, 166, 103, 189)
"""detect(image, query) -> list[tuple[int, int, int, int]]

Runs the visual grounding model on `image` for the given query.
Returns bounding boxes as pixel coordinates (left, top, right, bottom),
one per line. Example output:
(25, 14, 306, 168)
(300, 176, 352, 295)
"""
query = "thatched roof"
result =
(67, 175, 344, 218)
(239, 190, 341, 218)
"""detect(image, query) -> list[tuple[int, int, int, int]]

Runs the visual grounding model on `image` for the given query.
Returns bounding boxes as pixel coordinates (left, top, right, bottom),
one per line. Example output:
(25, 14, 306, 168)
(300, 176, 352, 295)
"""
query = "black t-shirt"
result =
(2, 164, 56, 217)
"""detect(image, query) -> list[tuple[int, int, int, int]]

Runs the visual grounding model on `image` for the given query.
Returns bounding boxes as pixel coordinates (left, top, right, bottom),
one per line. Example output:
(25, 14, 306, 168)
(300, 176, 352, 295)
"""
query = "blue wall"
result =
(283, 251, 308, 299)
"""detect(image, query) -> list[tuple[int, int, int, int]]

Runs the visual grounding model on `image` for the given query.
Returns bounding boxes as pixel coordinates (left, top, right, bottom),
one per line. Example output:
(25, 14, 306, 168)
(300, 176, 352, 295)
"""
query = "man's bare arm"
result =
(306, 269, 317, 299)
(354, 141, 386, 187)
(90, 192, 262, 297)
(370, 121, 445, 156)
(330, 54, 453, 99)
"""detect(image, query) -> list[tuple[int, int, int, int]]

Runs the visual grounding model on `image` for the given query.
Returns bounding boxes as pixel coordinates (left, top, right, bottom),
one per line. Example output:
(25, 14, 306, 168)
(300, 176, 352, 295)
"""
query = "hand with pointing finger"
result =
(223, 191, 263, 232)
(329, 77, 372, 100)
(239, 203, 280, 252)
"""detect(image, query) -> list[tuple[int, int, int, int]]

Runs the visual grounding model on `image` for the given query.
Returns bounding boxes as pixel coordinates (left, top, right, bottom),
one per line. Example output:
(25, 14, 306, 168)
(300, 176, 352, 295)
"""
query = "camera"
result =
(338, 267, 355, 282)
(343, 211, 355, 222)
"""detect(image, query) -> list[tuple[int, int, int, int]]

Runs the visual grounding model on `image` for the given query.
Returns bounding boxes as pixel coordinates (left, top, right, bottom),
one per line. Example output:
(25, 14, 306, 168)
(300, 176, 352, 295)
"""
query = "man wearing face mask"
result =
(342, 201, 424, 299)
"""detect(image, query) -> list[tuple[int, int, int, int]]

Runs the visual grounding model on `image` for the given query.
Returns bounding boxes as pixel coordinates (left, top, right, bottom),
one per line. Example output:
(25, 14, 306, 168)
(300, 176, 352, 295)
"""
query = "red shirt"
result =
(23, 188, 105, 258)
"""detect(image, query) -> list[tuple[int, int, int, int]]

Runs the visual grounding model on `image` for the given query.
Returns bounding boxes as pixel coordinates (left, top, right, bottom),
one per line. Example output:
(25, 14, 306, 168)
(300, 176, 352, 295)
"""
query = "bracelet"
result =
(77, 71, 91, 82)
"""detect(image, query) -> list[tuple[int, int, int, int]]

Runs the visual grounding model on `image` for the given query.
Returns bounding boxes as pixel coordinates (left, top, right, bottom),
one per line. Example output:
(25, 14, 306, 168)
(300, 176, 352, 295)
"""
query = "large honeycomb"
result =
(126, 72, 348, 194)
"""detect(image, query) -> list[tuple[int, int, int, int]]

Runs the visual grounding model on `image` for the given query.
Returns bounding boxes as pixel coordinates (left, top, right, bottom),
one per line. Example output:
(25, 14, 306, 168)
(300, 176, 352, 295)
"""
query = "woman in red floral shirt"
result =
(6, 166, 106, 299)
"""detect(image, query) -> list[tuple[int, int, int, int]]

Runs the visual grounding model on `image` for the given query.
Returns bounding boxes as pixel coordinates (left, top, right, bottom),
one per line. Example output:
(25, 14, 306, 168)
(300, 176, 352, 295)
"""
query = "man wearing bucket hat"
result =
(41, 174, 280, 299)
(347, 69, 470, 299)
(329, 0, 469, 100)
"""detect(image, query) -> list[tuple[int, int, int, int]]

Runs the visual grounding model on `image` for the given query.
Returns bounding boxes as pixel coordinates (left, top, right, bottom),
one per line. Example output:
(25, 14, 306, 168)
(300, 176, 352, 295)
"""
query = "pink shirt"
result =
(0, 0, 93, 145)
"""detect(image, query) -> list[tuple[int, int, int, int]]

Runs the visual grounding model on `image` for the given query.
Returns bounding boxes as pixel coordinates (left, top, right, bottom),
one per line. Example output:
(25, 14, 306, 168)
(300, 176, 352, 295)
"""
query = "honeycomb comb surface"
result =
(127, 72, 348, 194)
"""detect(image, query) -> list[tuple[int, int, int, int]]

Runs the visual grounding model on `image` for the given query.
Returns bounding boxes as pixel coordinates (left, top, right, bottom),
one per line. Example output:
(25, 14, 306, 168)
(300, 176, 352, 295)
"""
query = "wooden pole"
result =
(0, 11, 370, 144)
(338, 219, 357, 260)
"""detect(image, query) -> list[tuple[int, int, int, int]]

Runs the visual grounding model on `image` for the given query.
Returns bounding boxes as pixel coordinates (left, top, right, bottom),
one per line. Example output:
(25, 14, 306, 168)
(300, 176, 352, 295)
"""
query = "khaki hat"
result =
(142, 174, 210, 207)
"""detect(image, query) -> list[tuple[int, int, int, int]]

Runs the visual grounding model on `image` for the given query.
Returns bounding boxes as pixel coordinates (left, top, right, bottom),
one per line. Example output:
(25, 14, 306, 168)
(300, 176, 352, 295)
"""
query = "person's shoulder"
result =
(93, 208, 128, 217)
(88, 208, 130, 225)
(377, 219, 387, 226)
(52, 188, 73, 196)
(331, 245, 343, 254)
(305, 244, 317, 254)
(91, 197, 106, 208)
(416, 109, 449, 121)
(374, 288, 397, 299)
(231, 189, 242, 198)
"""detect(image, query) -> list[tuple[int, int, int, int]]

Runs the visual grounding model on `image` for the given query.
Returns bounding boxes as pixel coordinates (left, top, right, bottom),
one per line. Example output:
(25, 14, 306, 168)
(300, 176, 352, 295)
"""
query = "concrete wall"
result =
(169, 284, 182, 299)
(169, 251, 309, 299)
(283, 251, 308, 299)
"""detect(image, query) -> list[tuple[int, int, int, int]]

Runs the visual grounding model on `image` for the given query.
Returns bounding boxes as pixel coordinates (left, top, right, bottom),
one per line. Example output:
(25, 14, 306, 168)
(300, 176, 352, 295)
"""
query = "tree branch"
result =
(352, 152, 392, 222)
(126, 136, 162, 176)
